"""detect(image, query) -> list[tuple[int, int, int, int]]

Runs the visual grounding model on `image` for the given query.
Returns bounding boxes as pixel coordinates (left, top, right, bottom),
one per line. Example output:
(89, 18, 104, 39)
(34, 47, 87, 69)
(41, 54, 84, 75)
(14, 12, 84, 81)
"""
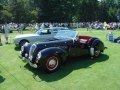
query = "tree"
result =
(0, 3, 12, 23)
(1, 0, 120, 23)
(75, 0, 99, 22)
(8, 0, 38, 23)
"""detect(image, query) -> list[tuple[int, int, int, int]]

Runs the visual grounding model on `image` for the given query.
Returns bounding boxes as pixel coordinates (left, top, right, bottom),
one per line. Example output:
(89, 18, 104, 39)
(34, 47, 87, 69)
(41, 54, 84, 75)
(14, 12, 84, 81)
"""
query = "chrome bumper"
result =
(19, 55, 38, 68)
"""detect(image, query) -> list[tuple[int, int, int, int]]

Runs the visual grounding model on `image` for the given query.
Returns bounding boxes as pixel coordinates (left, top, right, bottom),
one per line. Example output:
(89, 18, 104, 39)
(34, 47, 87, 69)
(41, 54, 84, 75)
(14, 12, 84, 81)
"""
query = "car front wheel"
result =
(41, 55, 61, 73)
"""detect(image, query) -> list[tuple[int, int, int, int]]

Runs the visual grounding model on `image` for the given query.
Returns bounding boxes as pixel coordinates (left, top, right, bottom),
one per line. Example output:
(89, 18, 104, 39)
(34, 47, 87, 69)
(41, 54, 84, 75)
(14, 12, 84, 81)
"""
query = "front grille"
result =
(29, 44, 36, 60)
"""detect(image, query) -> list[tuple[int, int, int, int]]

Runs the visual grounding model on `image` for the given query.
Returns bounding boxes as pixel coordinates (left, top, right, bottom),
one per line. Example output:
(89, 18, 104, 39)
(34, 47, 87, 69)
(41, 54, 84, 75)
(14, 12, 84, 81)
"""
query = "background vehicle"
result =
(14, 27, 68, 47)
(114, 36, 120, 43)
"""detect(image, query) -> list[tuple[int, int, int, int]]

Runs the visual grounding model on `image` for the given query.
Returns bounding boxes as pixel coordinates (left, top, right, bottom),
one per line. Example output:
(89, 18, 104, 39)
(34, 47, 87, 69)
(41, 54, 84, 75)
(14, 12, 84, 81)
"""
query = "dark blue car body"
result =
(20, 30, 105, 73)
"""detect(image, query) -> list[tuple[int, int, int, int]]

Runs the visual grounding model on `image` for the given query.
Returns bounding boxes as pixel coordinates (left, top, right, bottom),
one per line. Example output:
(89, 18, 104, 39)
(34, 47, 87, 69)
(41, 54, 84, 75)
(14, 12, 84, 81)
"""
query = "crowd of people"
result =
(30, 22, 120, 30)
(0, 21, 120, 45)
(0, 23, 25, 44)
(0, 23, 12, 44)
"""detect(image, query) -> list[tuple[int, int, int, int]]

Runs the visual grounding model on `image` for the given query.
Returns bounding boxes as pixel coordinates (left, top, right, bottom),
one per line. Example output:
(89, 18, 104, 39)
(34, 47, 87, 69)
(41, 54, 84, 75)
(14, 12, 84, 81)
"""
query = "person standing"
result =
(19, 23, 24, 34)
(49, 23, 53, 29)
(40, 23, 45, 29)
(0, 33, 2, 46)
(3, 23, 10, 44)
(35, 23, 39, 32)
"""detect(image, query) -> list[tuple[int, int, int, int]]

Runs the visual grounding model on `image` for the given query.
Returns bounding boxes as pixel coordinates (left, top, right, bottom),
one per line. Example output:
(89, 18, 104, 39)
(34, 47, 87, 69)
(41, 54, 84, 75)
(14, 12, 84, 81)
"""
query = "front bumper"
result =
(19, 54, 38, 68)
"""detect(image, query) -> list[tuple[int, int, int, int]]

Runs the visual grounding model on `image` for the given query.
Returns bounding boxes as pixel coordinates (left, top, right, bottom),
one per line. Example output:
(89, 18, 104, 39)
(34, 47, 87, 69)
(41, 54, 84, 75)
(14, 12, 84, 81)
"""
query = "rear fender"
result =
(87, 37, 98, 47)
(91, 39, 104, 50)
(90, 39, 104, 57)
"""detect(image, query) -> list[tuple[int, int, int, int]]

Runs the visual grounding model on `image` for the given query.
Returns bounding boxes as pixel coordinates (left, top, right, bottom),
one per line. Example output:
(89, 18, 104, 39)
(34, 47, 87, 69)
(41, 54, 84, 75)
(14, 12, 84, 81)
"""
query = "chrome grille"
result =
(29, 44, 36, 60)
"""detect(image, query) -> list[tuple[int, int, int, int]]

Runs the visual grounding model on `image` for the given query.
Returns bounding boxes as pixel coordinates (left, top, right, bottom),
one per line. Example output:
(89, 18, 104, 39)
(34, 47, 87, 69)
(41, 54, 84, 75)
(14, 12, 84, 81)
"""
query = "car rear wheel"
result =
(89, 39, 103, 59)
(94, 49, 101, 57)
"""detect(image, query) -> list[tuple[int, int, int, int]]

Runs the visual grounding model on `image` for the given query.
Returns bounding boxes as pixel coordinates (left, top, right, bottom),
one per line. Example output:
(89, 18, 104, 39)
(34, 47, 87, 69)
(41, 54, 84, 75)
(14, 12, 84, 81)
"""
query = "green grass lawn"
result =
(0, 28, 120, 90)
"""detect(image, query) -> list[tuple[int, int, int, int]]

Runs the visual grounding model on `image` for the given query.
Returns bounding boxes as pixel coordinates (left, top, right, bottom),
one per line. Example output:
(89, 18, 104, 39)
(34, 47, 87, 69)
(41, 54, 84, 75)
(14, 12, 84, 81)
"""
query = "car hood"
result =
(14, 34, 39, 38)
(35, 39, 74, 50)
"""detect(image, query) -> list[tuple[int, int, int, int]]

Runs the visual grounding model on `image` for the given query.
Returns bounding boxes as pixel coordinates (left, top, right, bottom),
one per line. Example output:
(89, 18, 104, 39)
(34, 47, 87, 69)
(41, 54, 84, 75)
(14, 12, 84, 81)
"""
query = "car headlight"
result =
(29, 55, 33, 61)
(24, 42, 29, 46)
(21, 46, 24, 52)
(36, 52, 41, 63)
(21, 42, 29, 52)
(37, 52, 41, 60)
(25, 53, 28, 58)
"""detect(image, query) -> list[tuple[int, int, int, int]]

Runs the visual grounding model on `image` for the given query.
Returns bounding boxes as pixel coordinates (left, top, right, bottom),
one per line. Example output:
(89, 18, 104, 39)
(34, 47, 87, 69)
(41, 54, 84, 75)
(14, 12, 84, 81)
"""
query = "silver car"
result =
(14, 27, 68, 47)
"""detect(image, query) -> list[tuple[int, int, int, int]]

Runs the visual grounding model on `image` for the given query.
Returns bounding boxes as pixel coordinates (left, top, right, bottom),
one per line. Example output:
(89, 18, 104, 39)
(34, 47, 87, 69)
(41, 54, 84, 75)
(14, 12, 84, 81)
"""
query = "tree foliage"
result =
(0, 0, 120, 23)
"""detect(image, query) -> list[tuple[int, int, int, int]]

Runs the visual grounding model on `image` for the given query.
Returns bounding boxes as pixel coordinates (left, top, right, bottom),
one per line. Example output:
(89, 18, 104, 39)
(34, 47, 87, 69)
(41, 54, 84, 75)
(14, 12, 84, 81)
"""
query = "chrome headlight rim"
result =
(36, 52, 42, 63)
(21, 45, 24, 52)
(29, 55, 33, 61)
(25, 53, 28, 58)
(21, 42, 29, 52)
(37, 52, 42, 60)
(24, 42, 29, 46)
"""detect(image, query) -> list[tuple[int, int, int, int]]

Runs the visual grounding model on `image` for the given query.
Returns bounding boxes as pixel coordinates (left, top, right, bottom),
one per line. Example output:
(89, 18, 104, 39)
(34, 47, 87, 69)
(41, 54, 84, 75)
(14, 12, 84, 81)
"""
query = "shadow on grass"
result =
(14, 47, 20, 51)
(24, 54, 109, 82)
(0, 71, 5, 83)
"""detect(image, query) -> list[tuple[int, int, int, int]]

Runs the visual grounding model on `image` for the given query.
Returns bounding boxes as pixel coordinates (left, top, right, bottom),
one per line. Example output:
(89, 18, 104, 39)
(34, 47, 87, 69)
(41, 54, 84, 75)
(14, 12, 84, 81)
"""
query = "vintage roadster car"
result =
(20, 30, 106, 73)
(14, 27, 68, 47)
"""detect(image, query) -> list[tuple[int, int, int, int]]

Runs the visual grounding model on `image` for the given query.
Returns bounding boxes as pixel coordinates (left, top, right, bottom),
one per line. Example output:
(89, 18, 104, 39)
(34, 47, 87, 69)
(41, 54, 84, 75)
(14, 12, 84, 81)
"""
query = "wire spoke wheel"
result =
(94, 50, 101, 57)
(46, 56, 59, 71)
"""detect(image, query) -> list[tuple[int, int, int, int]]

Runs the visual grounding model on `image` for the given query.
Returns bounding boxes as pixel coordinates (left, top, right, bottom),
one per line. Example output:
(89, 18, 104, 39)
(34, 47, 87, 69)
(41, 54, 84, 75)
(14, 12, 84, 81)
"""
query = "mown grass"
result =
(0, 28, 120, 90)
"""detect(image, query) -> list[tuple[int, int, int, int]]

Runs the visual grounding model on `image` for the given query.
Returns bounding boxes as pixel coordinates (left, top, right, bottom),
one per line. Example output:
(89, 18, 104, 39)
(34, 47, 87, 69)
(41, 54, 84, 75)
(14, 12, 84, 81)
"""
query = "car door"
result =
(68, 42, 89, 57)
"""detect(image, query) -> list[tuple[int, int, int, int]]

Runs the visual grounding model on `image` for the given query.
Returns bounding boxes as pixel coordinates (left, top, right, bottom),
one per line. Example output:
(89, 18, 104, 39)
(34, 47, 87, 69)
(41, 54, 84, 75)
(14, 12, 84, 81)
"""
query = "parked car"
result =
(14, 27, 68, 47)
(94, 25, 103, 30)
(20, 30, 106, 73)
(106, 24, 116, 30)
(114, 36, 120, 43)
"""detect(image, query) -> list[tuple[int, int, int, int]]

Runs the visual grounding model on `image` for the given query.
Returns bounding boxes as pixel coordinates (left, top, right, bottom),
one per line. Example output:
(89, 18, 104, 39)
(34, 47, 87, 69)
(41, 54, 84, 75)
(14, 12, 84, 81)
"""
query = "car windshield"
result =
(53, 27, 69, 30)
(54, 30, 78, 40)
(35, 29, 50, 35)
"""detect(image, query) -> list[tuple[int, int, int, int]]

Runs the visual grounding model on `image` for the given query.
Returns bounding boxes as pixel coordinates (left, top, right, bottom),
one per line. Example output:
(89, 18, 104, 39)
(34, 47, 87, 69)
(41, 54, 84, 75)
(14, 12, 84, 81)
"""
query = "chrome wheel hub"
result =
(48, 59, 56, 67)
(95, 50, 100, 57)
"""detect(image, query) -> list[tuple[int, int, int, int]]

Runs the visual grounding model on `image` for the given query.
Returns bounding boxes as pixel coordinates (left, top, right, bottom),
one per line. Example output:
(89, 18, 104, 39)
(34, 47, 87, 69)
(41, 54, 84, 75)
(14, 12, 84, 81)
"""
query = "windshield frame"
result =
(54, 30, 78, 40)
(35, 28, 51, 35)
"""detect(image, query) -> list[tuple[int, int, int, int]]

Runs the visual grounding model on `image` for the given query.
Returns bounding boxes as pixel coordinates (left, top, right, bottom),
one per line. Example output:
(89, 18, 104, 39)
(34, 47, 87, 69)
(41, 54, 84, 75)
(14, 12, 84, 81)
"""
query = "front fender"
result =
(39, 47, 68, 62)
(21, 43, 32, 57)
